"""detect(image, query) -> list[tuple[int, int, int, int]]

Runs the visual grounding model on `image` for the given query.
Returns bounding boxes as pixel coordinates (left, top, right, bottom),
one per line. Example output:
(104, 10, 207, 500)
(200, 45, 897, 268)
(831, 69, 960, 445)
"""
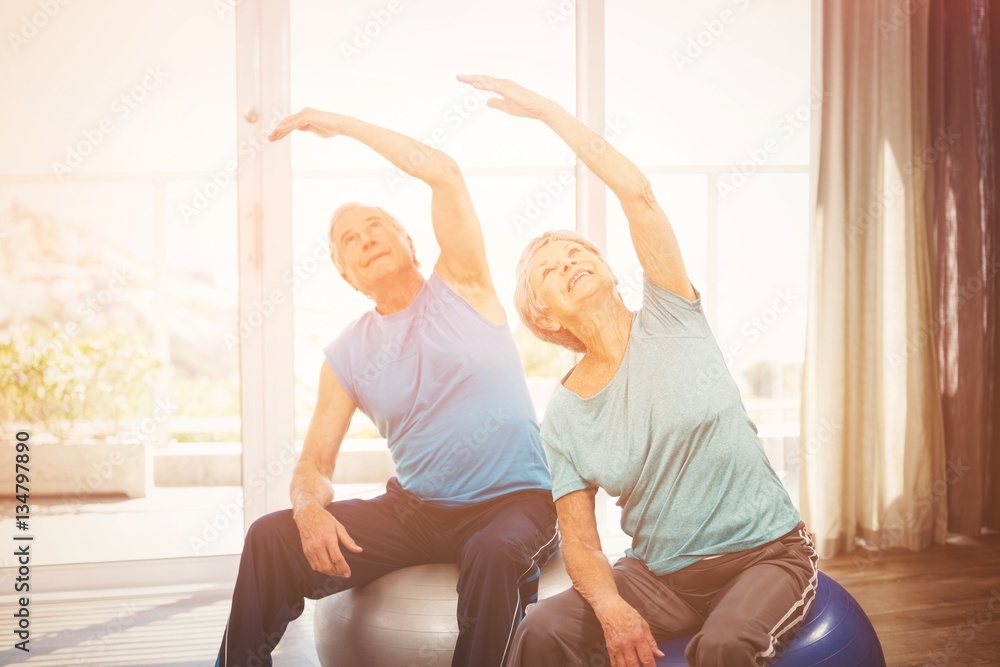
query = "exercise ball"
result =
(655, 571, 885, 666)
(314, 551, 573, 667)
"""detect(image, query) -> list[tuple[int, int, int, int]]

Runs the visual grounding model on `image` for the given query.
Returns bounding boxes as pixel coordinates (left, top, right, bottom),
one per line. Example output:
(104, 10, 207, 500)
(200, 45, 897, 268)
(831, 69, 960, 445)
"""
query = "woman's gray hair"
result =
(327, 202, 416, 274)
(514, 229, 611, 354)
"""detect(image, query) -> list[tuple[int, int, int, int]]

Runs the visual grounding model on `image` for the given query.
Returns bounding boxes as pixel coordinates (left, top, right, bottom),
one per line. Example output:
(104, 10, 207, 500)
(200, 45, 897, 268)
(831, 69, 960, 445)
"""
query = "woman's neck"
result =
(576, 300, 634, 364)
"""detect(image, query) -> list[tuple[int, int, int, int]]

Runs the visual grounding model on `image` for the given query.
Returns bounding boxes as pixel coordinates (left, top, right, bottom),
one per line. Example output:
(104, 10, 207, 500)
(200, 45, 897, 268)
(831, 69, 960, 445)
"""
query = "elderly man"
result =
(215, 107, 557, 667)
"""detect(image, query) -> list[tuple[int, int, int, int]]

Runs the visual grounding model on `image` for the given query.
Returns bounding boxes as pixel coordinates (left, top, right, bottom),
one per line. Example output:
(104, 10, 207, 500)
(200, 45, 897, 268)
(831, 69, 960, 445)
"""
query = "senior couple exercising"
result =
(215, 76, 816, 667)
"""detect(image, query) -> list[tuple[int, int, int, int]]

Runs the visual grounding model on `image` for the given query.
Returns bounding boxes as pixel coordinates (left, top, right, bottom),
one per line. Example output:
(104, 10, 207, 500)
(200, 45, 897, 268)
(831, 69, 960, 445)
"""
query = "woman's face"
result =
(528, 239, 617, 325)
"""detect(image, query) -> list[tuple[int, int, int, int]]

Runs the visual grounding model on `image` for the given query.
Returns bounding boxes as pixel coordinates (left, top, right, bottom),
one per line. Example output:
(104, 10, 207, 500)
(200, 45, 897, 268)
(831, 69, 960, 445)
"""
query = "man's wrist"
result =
(292, 498, 324, 523)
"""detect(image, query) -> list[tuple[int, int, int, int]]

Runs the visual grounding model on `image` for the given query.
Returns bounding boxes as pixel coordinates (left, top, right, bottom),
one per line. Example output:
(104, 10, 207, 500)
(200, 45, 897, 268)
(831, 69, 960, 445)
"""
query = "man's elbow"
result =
(426, 153, 463, 187)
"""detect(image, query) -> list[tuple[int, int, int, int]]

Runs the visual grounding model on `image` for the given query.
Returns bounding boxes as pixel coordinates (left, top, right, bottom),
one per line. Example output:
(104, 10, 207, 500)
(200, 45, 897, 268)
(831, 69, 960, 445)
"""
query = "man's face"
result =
(332, 206, 415, 292)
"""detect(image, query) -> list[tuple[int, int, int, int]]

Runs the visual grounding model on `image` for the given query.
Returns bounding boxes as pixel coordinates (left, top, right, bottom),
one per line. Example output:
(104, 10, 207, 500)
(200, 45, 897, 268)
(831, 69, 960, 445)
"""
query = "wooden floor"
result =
(0, 536, 997, 666)
(820, 534, 1000, 667)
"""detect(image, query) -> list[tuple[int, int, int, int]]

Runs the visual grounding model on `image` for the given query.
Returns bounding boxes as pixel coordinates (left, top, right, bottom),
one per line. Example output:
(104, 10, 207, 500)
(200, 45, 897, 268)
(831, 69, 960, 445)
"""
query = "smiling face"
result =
(527, 236, 618, 331)
(330, 205, 417, 293)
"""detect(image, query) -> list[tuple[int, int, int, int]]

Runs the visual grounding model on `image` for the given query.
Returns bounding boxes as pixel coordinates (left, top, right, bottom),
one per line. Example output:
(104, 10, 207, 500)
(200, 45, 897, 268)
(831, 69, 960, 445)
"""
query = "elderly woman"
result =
(458, 76, 817, 667)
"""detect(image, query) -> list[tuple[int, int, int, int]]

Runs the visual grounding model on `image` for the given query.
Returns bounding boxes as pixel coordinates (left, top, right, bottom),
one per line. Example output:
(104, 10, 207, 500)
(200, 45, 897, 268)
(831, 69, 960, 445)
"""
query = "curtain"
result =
(801, 0, 948, 558)
(926, 0, 1000, 538)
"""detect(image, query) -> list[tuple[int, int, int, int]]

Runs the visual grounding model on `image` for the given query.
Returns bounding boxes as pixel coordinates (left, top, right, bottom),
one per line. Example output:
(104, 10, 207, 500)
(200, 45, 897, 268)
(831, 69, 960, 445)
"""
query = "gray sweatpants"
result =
(504, 523, 818, 667)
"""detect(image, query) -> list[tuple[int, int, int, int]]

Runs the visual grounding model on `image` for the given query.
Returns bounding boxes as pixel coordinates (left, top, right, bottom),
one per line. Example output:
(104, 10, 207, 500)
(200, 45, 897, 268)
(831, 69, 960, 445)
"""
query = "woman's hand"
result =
(594, 597, 665, 667)
(268, 107, 352, 141)
(456, 75, 552, 120)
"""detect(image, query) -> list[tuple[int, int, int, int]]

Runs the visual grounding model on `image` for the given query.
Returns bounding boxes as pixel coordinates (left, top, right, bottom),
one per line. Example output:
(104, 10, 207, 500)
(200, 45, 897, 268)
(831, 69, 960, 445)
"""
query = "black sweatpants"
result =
(215, 477, 559, 667)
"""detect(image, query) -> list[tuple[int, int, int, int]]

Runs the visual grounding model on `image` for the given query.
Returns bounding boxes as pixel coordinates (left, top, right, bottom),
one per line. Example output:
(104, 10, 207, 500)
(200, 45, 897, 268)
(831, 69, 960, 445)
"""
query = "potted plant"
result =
(0, 324, 161, 499)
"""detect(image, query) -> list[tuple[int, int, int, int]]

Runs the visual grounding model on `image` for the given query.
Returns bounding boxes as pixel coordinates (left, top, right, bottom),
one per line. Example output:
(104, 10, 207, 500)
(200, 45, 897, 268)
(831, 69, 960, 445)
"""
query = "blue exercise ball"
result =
(655, 572, 885, 666)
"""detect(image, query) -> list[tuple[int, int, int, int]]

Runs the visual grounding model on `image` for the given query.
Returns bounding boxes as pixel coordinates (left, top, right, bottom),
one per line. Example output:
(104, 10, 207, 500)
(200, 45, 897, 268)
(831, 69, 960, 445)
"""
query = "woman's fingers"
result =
(268, 110, 309, 141)
(456, 73, 497, 87)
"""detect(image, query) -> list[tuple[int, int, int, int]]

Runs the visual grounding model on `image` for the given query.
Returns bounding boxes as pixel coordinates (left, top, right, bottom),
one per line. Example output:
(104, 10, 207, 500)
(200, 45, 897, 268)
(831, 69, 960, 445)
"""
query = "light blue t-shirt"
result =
(542, 274, 800, 575)
(324, 271, 551, 505)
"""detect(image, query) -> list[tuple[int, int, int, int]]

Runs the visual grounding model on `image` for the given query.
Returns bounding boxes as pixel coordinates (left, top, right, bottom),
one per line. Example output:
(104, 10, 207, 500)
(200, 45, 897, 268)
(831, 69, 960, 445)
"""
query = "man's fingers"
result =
(649, 633, 665, 658)
(621, 645, 641, 667)
(637, 640, 657, 667)
(304, 545, 333, 575)
(338, 524, 363, 553)
(324, 542, 351, 578)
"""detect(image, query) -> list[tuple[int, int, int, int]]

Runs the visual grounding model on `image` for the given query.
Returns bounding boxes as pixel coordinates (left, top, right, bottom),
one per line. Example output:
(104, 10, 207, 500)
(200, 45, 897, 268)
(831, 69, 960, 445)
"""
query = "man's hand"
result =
(293, 503, 363, 578)
(269, 107, 352, 142)
(594, 597, 665, 667)
(456, 75, 552, 120)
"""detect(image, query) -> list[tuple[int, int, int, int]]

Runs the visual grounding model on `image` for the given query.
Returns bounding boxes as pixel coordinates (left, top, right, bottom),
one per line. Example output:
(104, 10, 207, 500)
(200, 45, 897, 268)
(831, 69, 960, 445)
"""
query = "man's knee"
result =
(245, 509, 295, 547)
(463, 532, 528, 567)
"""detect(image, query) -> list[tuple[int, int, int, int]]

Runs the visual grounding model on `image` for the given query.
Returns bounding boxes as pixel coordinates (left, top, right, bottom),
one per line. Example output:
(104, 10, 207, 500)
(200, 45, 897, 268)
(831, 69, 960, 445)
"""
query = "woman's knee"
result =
(685, 628, 756, 666)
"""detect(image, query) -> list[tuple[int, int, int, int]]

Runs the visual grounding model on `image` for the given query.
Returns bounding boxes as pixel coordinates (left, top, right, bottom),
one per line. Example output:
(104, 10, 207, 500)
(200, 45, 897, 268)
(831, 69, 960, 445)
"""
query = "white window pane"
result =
(0, 0, 242, 565)
(716, 173, 809, 394)
(0, 0, 237, 174)
(290, 0, 576, 170)
(606, 0, 812, 166)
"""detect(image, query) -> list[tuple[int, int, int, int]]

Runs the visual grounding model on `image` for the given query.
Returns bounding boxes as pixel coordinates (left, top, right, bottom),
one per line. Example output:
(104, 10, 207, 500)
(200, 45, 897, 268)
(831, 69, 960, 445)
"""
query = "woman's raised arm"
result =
(457, 75, 695, 301)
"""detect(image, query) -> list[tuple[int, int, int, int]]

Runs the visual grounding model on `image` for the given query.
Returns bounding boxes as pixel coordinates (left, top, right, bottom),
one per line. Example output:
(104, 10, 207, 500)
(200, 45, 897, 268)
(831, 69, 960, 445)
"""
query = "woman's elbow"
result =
(619, 176, 655, 208)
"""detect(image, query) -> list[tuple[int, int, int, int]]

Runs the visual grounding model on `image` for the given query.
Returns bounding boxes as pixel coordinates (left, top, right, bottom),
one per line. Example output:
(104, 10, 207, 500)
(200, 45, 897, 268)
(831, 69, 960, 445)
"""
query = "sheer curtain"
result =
(801, 0, 948, 557)
(926, 0, 1000, 539)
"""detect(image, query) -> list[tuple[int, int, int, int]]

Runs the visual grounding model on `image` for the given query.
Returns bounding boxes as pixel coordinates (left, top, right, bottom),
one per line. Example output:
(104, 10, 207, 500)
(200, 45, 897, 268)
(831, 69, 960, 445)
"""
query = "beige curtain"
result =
(801, 0, 948, 557)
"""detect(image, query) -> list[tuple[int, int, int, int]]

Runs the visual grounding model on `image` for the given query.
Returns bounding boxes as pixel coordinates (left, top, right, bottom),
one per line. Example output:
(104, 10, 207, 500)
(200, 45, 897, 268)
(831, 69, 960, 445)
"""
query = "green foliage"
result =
(0, 324, 160, 438)
(513, 325, 571, 377)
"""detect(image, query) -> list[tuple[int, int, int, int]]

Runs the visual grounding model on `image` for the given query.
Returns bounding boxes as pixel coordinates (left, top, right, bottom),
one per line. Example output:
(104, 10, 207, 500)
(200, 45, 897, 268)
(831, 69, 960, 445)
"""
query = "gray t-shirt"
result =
(542, 274, 800, 575)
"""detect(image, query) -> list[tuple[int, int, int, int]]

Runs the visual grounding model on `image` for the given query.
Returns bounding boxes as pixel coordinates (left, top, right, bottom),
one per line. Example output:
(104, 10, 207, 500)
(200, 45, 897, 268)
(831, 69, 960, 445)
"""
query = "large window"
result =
(0, 0, 243, 565)
(289, 0, 578, 474)
(0, 0, 813, 580)
(606, 0, 812, 497)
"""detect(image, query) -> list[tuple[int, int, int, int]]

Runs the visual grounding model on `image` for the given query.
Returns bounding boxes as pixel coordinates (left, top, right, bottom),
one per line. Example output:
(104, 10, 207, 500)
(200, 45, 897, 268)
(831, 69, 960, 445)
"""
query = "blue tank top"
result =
(324, 271, 552, 505)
